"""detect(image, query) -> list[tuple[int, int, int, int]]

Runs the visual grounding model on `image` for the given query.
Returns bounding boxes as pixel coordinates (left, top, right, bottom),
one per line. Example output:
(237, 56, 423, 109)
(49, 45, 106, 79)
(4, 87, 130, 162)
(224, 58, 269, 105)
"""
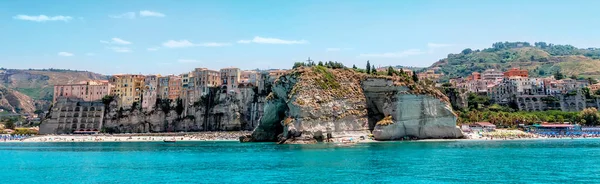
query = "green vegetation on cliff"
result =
(431, 41, 600, 81)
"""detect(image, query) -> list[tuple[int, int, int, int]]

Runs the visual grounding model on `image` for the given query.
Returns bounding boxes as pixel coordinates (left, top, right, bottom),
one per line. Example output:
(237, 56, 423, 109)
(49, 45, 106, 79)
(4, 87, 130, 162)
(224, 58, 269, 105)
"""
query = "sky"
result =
(2, 0, 600, 75)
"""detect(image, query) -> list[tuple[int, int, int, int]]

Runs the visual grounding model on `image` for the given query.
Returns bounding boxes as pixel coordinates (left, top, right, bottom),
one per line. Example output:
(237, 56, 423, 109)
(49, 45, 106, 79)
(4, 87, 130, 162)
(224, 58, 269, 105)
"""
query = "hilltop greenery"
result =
(431, 41, 600, 81)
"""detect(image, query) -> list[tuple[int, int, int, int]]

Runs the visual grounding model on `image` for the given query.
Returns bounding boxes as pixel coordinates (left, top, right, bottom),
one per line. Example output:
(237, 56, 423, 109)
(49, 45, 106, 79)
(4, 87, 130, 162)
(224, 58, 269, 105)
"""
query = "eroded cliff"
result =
(247, 67, 463, 143)
(102, 87, 264, 133)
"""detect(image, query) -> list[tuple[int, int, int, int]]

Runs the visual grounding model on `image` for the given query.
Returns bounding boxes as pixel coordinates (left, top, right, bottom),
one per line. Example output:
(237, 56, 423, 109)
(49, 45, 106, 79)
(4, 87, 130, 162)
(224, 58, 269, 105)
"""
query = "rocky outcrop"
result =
(247, 67, 463, 144)
(102, 87, 265, 133)
(250, 67, 370, 143)
(363, 78, 463, 140)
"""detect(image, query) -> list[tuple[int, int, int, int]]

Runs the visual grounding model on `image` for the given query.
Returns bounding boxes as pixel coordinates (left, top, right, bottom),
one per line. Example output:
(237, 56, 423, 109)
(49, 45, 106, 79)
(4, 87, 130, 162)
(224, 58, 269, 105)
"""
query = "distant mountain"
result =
(429, 42, 600, 81)
(0, 68, 107, 114)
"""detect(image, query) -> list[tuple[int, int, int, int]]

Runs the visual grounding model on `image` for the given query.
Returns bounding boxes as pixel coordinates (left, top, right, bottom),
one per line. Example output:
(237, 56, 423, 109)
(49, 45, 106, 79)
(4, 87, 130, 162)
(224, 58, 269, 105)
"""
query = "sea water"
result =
(1, 139, 600, 183)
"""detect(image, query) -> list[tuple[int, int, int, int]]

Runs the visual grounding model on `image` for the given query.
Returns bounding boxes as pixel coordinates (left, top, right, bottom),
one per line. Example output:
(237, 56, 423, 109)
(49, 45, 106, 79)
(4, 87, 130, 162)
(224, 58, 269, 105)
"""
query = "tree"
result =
(371, 64, 377, 75)
(366, 60, 371, 74)
(412, 72, 419, 82)
(580, 107, 600, 126)
(292, 62, 305, 69)
(387, 66, 394, 76)
(4, 121, 16, 129)
(461, 48, 473, 55)
(530, 55, 535, 61)
(538, 70, 546, 76)
(352, 64, 357, 69)
(318, 61, 324, 66)
(554, 70, 564, 80)
(570, 75, 578, 80)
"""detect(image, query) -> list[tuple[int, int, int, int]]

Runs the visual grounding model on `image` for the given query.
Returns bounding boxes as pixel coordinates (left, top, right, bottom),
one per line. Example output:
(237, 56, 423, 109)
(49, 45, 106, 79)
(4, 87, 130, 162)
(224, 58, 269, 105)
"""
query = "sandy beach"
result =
(2, 131, 251, 143)
(4, 129, 600, 143)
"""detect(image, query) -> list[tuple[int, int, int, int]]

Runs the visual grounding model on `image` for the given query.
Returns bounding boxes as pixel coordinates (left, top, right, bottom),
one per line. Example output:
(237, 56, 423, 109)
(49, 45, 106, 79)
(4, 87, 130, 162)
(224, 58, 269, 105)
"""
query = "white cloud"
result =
(147, 47, 159, 51)
(237, 40, 252, 44)
(86, 52, 95, 56)
(163, 40, 195, 48)
(178, 59, 201, 63)
(359, 49, 425, 58)
(237, 36, 308, 44)
(109, 12, 136, 19)
(101, 38, 132, 45)
(427, 43, 453, 48)
(162, 40, 230, 48)
(58, 52, 74, 57)
(14, 15, 72, 22)
(108, 47, 132, 53)
(139, 10, 165, 17)
(111, 38, 132, 45)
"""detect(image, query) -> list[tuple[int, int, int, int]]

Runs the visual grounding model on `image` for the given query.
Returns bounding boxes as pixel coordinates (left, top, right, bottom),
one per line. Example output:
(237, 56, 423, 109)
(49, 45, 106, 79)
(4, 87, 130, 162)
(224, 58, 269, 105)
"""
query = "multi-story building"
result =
(109, 74, 145, 108)
(240, 70, 261, 86)
(193, 68, 222, 96)
(158, 76, 170, 100)
(504, 68, 528, 78)
(220, 67, 241, 93)
(53, 80, 110, 103)
(180, 72, 197, 103)
(417, 70, 444, 82)
(142, 75, 160, 109)
(482, 69, 504, 80)
(39, 98, 105, 134)
(168, 75, 182, 100)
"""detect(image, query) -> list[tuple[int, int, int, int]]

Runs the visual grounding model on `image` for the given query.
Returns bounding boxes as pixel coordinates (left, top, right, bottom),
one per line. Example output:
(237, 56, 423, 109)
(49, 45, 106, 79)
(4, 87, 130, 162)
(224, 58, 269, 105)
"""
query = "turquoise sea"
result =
(1, 139, 600, 183)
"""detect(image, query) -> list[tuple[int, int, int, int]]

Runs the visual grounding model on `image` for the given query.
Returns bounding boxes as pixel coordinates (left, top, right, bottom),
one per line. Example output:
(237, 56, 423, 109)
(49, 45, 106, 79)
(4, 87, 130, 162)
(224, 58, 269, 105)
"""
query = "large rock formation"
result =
(101, 87, 264, 133)
(251, 67, 370, 143)
(247, 67, 463, 144)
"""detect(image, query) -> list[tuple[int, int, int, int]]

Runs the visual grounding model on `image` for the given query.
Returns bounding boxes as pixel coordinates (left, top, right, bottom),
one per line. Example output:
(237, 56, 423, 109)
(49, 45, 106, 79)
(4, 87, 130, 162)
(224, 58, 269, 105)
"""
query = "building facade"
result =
(220, 67, 241, 93)
(39, 98, 105, 134)
(193, 68, 222, 96)
(109, 74, 145, 108)
(142, 75, 159, 109)
(503, 68, 528, 78)
(53, 80, 110, 103)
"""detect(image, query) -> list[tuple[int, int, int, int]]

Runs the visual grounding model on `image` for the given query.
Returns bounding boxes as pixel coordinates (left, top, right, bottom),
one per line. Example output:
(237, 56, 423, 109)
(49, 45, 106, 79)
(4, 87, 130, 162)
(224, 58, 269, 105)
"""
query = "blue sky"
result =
(2, 0, 600, 75)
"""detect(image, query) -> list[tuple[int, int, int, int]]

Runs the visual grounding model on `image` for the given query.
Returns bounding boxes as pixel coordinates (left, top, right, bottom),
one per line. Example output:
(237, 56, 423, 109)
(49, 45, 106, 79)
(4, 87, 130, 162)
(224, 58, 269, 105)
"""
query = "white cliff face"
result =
(249, 69, 463, 143)
(372, 94, 463, 140)
(103, 87, 264, 133)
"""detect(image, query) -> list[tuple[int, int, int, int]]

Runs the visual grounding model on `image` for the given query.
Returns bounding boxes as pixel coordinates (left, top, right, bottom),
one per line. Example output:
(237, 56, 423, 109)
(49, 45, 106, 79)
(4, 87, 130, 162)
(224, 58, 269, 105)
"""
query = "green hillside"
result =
(430, 42, 600, 81)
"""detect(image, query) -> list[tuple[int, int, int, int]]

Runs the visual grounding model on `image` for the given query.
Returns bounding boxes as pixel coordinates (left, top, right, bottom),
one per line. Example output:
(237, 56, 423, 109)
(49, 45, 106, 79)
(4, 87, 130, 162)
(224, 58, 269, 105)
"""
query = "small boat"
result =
(163, 139, 176, 143)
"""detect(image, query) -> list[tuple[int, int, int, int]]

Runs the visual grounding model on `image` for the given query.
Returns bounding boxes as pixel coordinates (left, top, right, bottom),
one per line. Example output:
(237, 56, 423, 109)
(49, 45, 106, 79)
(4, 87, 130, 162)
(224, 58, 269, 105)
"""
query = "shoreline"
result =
(4, 135, 600, 143)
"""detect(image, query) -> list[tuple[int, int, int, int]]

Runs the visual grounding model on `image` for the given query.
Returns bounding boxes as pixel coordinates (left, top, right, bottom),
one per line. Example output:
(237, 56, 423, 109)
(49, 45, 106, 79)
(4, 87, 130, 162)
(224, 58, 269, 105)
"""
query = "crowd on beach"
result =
(6, 131, 251, 143)
(1, 134, 33, 142)
(466, 129, 600, 140)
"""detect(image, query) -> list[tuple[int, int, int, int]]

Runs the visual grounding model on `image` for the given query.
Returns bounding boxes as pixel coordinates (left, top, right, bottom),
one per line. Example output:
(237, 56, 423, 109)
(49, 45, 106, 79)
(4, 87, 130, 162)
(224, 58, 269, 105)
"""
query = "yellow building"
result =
(109, 74, 145, 108)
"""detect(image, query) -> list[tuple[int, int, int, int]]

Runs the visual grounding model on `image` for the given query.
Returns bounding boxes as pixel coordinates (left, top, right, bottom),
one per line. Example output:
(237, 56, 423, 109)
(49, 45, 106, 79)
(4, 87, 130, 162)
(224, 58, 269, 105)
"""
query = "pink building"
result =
(53, 80, 110, 103)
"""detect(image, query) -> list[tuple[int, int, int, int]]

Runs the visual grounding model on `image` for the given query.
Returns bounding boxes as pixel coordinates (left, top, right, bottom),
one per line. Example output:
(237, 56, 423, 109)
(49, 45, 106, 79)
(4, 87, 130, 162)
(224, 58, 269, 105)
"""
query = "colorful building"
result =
(142, 75, 160, 109)
(503, 68, 528, 78)
(220, 67, 241, 93)
(168, 75, 182, 100)
(53, 80, 110, 103)
(240, 70, 261, 86)
(417, 70, 443, 82)
(110, 74, 145, 108)
(193, 68, 221, 96)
